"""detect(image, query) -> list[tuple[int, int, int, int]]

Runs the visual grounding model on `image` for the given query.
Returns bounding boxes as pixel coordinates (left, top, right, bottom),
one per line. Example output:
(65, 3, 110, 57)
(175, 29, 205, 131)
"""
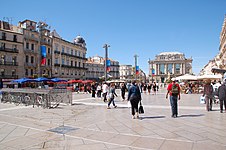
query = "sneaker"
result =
(114, 105, 117, 108)
(220, 110, 223, 113)
(107, 107, 111, 109)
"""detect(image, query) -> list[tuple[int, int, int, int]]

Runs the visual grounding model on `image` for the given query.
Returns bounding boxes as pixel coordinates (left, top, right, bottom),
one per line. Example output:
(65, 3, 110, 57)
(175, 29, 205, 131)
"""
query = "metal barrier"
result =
(0, 88, 72, 108)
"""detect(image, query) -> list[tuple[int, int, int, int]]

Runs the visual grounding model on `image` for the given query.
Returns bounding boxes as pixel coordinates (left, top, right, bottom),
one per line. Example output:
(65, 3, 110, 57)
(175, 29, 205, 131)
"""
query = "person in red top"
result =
(166, 78, 181, 118)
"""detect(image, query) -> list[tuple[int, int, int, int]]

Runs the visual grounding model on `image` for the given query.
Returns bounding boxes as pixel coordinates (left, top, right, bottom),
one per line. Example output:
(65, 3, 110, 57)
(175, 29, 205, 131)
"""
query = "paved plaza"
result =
(0, 88, 226, 150)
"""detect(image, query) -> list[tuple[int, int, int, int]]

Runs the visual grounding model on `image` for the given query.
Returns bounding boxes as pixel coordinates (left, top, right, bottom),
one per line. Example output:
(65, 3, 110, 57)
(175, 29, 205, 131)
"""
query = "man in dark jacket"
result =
(218, 81, 226, 113)
(127, 80, 142, 119)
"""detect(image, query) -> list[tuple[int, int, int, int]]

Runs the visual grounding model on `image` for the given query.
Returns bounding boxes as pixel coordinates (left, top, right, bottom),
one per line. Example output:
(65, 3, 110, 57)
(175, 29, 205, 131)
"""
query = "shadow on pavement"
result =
(140, 116, 166, 120)
(178, 114, 205, 118)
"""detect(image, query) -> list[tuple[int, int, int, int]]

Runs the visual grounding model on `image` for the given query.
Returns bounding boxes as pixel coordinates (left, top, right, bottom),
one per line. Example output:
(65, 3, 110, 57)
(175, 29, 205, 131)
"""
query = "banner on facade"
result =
(106, 60, 111, 71)
(136, 66, 139, 75)
(41, 45, 46, 65)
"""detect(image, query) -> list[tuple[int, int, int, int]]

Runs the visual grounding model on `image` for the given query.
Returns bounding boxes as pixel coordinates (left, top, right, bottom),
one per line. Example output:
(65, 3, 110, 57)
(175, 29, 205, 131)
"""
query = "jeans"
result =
(170, 95, 178, 116)
(108, 98, 116, 107)
(205, 95, 212, 111)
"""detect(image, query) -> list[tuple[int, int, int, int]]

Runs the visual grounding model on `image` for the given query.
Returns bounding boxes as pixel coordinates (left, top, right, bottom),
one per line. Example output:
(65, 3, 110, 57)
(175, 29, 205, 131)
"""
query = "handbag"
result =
(138, 101, 144, 114)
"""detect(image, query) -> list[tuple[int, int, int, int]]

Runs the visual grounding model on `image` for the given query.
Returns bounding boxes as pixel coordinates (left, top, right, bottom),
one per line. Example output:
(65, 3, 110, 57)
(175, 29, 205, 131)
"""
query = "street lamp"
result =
(103, 44, 110, 82)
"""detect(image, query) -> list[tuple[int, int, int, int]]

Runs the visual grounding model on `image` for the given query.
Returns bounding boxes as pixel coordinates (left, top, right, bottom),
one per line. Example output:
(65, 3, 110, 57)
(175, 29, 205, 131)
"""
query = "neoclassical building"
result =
(148, 52, 193, 83)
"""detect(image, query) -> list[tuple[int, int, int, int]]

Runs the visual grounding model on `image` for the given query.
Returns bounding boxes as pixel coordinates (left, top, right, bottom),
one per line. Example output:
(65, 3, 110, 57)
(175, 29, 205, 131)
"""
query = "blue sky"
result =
(1, 0, 226, 75)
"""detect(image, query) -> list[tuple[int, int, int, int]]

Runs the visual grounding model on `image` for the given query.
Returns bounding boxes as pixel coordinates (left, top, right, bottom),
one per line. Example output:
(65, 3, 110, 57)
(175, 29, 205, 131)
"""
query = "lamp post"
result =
(134, 54, 138, 80)
(103, 44, 110, 82)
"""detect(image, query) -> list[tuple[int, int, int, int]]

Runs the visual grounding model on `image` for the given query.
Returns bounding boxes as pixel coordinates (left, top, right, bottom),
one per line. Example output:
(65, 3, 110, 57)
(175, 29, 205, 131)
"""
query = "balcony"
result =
(0, 61, 18, 66)
(0, 74, 18, 79)
(24, 62, 36, 67)
(24, 35, 38, 42)
(41, 40, 51, 46)
(24, 48, 37, 54)
(54, 50, 60, 54)
(0, 47, 19, 53)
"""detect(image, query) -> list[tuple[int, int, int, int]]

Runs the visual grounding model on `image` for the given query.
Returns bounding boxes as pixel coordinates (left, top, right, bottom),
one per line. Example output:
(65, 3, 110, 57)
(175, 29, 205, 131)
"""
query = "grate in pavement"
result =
(48, 126, 79, 134)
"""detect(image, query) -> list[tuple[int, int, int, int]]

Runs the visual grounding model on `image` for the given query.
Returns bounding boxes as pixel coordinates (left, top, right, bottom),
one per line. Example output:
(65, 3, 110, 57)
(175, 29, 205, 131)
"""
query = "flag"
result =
(136, 66, 139, 75)
(41, 45, 46, 65)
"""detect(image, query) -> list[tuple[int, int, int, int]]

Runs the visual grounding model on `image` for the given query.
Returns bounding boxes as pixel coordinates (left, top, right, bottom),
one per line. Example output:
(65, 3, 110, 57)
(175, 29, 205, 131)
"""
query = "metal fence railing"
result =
(0, 88, 72, 108)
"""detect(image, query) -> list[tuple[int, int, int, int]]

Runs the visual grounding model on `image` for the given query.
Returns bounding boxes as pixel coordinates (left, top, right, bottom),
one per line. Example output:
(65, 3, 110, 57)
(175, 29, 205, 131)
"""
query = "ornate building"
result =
(148, 52, 193, 83)
(51, 32, 87, 80)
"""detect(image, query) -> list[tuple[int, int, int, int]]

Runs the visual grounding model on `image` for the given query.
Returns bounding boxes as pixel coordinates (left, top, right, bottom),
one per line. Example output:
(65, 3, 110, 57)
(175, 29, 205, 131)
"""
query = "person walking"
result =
(120, 83, 127, 101)
(102, 82, 108, 102)
(96, 83, 102, 98)
(218, 81, 226, 113)
(147, 83, 152, 95)
(91, 83, 96, 98)
(152, 82, 157, 95)
(127, 80, 142, 119)
(203, 79, 213, 111)
(107, 83, 118, 109)
(166, 78, 180, 118)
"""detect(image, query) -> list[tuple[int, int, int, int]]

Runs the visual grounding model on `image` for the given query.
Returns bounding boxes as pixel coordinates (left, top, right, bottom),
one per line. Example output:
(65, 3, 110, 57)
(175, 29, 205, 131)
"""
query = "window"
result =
(48, 48, 51, 54)
(167, 64, 173, 74)
(71, 61, 73, 66)
(12, 70, 15, 76)
(175, 64, 181, 74)
(2, 32, 6, 40)
(75, 50, 77, 56)
(62, 46, 65, 53)
(12, 56, 17, 65)
(31, 44, 34, 50)
(55, 58, 59, 64)
(12, 45, 17, 51)
(30, 69, 33, 76)
(75, 61, 77, 67)
(62, 58, 65, 65)
(48, 59, 51, 66)
(1, 69, 5, 76)
(26, 55, 29, 63)
(71, 49, 73, 55)
(1, 55, 5, 64)
(25, 69, 28, 76)
(1, 43, 5, 49)
(26, 43, 29, 49)
(31, 56, 34, 63)
(78, 62, 81, 67)
(78, 51, 80, 57)
(13, 35, 17, 42)
(160, 64, 165, 74)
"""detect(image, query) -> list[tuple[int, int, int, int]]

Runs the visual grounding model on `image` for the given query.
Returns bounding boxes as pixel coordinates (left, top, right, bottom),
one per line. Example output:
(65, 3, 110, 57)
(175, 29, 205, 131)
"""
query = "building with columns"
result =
(119, 65, 133, 80)
(148, 52, 193, 83)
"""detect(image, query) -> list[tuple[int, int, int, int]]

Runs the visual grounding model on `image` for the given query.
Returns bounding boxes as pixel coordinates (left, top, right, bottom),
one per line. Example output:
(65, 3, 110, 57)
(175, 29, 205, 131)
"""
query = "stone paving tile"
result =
(192, 142, 226, 150)
(159, 139, 193, 150)
(0, 89, 226, 149)
(131, 136, 164, 150)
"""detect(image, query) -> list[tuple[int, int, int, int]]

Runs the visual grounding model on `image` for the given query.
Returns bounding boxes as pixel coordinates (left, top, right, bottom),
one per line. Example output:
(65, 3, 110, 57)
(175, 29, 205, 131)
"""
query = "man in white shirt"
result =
(102, 82, 109, 102)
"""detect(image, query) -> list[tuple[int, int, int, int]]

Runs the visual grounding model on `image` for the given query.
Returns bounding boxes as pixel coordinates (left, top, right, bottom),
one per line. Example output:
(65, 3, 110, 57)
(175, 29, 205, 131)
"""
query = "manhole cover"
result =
(48, 126, 79, 134)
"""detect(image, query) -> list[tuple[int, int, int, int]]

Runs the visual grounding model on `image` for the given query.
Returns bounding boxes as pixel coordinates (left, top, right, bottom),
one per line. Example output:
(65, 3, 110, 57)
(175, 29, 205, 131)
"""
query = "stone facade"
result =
(85, 56, 119, 80)
(51, 33, 87, 80)
(148, 52, 193, 83)
(0, 21, 23, 80)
